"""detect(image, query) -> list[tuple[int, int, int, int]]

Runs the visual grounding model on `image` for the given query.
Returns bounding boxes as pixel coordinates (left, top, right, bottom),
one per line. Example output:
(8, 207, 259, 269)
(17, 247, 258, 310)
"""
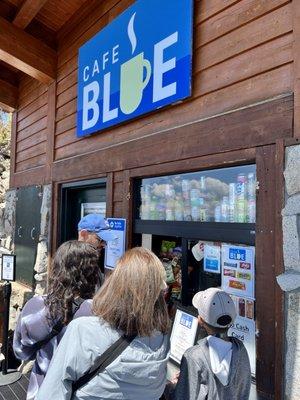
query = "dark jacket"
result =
(169, 337, 251, 400)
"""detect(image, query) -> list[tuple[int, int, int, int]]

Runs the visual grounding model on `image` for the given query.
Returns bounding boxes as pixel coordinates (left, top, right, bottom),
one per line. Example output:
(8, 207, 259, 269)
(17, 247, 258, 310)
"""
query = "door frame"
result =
(57, 177, 107, 248)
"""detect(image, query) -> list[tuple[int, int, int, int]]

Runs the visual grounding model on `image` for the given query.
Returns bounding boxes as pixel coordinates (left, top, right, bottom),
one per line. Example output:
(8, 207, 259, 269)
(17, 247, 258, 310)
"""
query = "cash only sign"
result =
(77, 0, 193, 137)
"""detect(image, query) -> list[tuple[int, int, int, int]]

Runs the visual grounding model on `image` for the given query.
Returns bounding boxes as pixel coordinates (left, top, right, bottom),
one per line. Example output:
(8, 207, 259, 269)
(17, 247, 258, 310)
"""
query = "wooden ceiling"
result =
(0, 0, 92, 112)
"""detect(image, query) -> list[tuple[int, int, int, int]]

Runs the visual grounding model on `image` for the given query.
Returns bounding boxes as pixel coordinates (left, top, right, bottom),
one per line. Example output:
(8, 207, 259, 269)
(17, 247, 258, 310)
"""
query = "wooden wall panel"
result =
(14, 76, 49, 175)
(54, 0, 293, 162)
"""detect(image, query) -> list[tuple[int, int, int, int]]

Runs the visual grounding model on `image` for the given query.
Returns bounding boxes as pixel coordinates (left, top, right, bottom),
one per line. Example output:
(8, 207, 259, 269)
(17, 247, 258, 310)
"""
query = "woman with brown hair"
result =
(36, 247, 170, 400)
(13, 240, 101, 400)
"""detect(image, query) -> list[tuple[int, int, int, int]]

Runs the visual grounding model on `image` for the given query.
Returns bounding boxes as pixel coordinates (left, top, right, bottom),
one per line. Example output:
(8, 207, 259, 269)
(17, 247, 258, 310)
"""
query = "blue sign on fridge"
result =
(77, 0, 193, 137)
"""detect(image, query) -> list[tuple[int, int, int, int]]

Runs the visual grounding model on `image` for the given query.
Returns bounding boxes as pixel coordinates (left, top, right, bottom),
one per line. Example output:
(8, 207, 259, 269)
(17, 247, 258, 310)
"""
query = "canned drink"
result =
(247, 199, 256, 223)
(214, 205, 221, 222)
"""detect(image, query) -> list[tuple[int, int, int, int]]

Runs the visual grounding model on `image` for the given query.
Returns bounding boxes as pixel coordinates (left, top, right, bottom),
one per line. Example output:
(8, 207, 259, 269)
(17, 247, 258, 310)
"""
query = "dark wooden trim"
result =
(52, 95, 293, 183)
(128, 148, 256, 179)
(13, 0, 48, 29)
(46, 81, 56, 182)
(0, 78, 18, 112)
(122, 170, 131, 249)
(106, 172, 114, 218)
(255, 145, 277, 397)
(0, 16, 56, 83)
(12, 165, 47, 187)
(9, 111, 17, 188)
(293, 0, 300, 137)
(274, 139, 285, 400)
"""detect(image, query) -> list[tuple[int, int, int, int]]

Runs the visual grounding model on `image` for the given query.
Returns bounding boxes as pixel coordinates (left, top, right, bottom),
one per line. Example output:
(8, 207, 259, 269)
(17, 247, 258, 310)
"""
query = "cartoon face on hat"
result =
(192, 288, 237, 328)
(78, 214, 117, 242)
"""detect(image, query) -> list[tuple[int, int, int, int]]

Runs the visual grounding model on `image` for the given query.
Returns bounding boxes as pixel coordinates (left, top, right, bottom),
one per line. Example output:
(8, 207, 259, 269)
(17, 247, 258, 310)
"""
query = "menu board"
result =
(221, 244, 255, 299)
(170, 309, 198, 364)
(228, 295, 256, 375)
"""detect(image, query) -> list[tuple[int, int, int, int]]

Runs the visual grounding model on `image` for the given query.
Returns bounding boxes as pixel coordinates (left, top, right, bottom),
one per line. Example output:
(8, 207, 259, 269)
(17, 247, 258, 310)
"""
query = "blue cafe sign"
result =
(77, 0, 193, 137)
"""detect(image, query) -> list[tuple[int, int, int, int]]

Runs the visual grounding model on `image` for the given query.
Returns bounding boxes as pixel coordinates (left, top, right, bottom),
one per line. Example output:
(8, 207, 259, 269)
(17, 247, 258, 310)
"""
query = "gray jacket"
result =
(171, 337, 251, 400)
(36, 316, 169, 400)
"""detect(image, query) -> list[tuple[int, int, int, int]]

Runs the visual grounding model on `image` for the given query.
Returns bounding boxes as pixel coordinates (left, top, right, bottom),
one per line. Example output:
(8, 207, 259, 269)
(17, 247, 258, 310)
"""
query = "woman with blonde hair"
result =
(36, 247, 170, 400)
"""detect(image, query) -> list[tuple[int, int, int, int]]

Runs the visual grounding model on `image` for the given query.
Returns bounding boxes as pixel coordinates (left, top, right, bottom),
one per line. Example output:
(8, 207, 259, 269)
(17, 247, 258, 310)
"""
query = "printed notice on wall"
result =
(228, 295, 256, 375)
(170, 309, 198, 365)
(204, 243, 221, 274)
(221, 244, 255, 299)
(105, 218, 126, 270)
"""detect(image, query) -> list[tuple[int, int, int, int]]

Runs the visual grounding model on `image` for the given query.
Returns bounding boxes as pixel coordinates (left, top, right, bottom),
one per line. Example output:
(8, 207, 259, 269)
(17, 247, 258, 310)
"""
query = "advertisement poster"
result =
(204, 243, 221, 274)
(81, 202, 106, 218)
(228, 295, 256, 375)
(170, 309, 198, 364)
(105, 218, 126, 270)
(221, 244, 255, 299)
(1, 254, 15, 281)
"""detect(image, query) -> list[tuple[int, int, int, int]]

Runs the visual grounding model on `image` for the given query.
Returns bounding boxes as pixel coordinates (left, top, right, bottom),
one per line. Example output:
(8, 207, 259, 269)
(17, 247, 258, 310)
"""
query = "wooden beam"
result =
(0, 16, 56, 83)
(0, 78, 17, 112)
(13, 0, 48, 29)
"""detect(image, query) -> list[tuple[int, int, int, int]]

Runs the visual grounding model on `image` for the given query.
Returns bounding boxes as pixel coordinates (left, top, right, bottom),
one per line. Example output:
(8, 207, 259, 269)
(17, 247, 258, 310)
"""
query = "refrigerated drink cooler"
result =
(133, 164, 257, 376)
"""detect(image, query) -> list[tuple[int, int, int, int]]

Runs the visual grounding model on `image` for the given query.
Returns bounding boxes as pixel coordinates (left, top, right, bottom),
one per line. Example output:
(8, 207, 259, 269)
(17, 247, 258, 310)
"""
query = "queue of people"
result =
(13, 214, 251, 400)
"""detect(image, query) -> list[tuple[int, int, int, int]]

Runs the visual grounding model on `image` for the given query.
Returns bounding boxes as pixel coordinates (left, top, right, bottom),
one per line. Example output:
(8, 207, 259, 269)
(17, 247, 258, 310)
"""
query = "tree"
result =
(0, 110, 11, 145)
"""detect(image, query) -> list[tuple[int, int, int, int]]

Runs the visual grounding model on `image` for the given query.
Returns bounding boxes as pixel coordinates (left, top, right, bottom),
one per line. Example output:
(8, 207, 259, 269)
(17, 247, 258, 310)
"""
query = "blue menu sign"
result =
(77, 0, 193, 137)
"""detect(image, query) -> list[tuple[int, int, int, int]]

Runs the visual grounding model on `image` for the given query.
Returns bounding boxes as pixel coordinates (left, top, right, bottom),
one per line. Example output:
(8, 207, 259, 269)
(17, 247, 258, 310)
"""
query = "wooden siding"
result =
(12, 0, 294, 176)
(53, 0, 293, 162)
(14, 75, 48, 175)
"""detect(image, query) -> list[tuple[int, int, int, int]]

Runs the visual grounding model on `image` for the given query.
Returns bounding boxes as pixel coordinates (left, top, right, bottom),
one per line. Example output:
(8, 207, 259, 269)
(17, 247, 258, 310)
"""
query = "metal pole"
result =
(1, 281, 11, 374)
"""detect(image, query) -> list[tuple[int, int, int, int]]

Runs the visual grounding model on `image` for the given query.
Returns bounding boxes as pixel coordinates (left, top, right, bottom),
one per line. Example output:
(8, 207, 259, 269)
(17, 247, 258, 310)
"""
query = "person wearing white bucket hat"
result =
(166, 288, 251, 400)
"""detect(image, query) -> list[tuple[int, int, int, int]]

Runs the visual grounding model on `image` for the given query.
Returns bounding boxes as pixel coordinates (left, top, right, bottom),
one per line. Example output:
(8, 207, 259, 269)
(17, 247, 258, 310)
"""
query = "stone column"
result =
(277, 145, 300, 400)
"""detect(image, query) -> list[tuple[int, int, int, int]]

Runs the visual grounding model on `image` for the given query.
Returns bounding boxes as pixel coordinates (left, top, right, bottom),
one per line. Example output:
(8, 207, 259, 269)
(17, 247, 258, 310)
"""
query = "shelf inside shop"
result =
(134, 220, 255, 246)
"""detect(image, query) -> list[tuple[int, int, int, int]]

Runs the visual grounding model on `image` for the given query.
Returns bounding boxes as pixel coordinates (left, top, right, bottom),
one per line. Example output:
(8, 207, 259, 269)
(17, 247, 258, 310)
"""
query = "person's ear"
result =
(78, 229, 89, 241)
(198, 316, 204, 326)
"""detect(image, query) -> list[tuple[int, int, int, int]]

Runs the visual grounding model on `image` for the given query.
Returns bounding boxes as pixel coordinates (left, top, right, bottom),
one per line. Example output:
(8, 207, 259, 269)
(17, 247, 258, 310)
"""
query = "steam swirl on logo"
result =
(128, 12, 137, 54)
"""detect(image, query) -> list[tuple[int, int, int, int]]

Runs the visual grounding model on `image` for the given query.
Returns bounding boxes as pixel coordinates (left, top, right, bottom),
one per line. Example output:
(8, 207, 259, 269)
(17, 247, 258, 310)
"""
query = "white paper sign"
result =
(228, 296, 256, 375)
(170, 309, 198, 364)
(221, 244, 255, 299)
(1, 254, 15, 281)
(105, 218, 126, 270)
(204, 244, 221, 274)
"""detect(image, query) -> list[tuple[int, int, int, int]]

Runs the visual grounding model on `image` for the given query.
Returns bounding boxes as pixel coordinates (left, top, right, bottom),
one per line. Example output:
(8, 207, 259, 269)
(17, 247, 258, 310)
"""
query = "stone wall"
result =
(0, 185, 52, 330)
(277, 145, 300, 400)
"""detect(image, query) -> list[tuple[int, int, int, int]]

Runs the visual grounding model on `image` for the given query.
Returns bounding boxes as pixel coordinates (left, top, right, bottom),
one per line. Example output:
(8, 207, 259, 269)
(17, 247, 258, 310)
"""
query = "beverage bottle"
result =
(236, 174, 246, 222)
(174, 197, 184, 221)
(247, 172, 256, 200)
(214, 205, 221, 222)
(228, 183, 236, 222)
(166, 199, 175, 221)
(221, 196, 229, 222)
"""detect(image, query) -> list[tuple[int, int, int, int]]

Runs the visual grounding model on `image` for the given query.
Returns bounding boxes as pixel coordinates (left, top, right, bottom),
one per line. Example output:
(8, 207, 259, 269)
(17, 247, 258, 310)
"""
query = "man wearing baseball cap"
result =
(78, 214, 116, 273)
(168, 288, 251, 400)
